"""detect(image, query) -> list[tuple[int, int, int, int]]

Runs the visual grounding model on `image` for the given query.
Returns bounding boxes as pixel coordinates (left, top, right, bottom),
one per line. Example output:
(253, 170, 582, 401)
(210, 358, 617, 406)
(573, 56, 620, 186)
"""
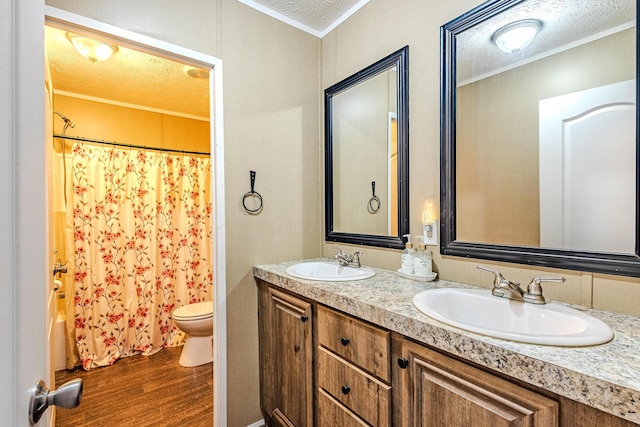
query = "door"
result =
(1, 0, 50, 425)
(539, 80, 636, 252)
(394, 338, 558, 427)
(257, 280, 313, 427)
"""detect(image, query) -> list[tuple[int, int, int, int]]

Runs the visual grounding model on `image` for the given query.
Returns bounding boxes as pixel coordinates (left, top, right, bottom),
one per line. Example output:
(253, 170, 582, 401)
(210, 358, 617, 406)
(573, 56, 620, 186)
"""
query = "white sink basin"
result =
(413, 288, 613, 346)
(285, 261, 375, 281)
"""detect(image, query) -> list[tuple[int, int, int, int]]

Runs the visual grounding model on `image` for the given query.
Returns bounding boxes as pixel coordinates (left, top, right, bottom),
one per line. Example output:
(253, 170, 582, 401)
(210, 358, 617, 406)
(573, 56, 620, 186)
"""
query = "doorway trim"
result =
(44, 6, 227, 425)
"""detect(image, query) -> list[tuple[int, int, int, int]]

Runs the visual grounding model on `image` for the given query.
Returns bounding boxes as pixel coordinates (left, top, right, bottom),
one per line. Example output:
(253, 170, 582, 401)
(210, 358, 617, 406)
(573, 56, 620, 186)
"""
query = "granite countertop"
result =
(254, 259, 640, 424)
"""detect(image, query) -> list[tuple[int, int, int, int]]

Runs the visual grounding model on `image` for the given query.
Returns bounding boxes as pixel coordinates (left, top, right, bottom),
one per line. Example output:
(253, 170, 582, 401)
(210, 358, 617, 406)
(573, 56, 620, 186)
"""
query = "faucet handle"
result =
(53, 258, 69, 277)
(477, 265, 508, 286)
(351, 251, 361, 267)
(524, 276, 566, 305)
(478, 265, 524, 300)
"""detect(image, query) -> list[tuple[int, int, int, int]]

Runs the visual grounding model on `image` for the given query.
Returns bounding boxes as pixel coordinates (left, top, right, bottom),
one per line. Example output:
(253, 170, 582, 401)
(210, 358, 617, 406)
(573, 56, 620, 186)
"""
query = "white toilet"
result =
(172, 301, 214, 367)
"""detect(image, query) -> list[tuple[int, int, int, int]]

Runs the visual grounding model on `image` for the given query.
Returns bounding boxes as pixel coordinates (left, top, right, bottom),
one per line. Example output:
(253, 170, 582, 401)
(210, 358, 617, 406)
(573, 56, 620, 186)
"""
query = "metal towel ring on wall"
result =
(368, 181, 381, 214)
(243, 170, 263, 214)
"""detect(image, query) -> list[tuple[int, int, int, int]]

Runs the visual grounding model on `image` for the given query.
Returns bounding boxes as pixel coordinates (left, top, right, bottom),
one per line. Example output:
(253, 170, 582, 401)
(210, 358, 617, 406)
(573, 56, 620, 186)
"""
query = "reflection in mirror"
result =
(326, 46, 409, 249)
(441, 0, 640, 276)
(332, 70, 398, 235)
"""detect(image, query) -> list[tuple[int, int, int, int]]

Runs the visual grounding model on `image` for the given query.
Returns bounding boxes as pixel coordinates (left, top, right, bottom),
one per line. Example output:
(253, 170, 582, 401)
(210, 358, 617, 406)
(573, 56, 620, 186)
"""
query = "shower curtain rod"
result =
(53, 134, 211, 156)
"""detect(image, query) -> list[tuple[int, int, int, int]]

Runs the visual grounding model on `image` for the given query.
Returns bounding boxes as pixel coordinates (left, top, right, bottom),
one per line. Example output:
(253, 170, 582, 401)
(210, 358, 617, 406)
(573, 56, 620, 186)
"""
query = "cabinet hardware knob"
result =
(397, 358, 409, 369)
(300, 315, 308, 323)
(340, 337, 350, 346)
(341, 385, 351, 395)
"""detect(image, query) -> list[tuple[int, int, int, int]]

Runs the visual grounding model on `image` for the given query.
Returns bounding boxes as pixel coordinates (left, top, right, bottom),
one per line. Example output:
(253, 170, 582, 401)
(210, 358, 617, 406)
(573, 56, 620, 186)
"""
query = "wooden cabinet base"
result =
(257, 279, 637, 427)
(394, 337, 558, 427)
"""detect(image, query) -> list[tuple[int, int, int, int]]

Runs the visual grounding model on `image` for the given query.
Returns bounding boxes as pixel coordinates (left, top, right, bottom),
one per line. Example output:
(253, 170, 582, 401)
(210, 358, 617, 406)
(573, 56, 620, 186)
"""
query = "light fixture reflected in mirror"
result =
(66, 32, 118, 63)
(491, 19, 542, 53)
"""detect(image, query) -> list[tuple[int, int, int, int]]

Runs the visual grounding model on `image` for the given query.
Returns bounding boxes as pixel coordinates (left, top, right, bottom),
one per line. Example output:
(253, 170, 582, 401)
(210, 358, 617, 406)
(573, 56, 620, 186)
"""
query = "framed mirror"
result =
(441, 0, 639, 277)
(325, 46, 409, 249)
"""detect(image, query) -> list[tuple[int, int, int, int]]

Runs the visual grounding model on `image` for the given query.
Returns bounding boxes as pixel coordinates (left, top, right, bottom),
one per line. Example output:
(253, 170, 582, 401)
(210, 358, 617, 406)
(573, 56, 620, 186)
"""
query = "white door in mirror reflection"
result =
(540, 79, 635, 253)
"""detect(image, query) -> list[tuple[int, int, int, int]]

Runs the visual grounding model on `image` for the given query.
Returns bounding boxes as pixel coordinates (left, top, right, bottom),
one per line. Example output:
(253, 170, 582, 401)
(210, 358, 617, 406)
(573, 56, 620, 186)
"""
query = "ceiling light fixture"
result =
(183, 66, 209, 79)
(66, 32, 118, 63)
(491, 19, 542, 54)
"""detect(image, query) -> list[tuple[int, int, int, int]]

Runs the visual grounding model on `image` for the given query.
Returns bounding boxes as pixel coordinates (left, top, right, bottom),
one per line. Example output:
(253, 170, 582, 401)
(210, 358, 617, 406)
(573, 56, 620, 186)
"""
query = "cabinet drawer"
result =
(317, 388, 368, 427)
(317, 305, 390, 381)
(317, 347, 391, 427)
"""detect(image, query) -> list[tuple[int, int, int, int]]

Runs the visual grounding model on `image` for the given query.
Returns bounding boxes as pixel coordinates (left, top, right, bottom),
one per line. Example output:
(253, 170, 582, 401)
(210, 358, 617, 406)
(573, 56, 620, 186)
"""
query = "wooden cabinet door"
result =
(258, 280, 313, 427)
(394, 337, 558, 427)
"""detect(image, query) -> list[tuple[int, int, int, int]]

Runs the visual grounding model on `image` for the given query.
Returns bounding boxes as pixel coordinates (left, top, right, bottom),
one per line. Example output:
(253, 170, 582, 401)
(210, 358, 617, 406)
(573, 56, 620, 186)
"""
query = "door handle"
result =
(29, 378, 83, 424)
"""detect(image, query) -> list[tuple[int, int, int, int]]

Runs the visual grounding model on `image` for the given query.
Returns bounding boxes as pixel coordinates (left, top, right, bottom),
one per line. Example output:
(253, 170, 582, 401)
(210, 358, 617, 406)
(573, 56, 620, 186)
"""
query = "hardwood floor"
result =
(55, 346, 213, 427)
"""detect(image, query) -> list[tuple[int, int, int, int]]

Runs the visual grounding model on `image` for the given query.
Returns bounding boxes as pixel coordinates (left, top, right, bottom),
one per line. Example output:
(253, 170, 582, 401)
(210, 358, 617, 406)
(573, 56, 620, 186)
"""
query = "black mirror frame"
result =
(325, 45, 409, 249)
(440, 0, 640, 278)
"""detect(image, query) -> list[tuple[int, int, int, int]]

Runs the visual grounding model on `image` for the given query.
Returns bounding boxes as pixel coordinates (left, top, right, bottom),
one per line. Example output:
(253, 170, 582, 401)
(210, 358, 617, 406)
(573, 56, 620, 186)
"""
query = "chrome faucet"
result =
(333, 248, 361, 268)
(53, 260, 68, 278)
(477, 266, 525, 302)
(478, 266, 565, 304)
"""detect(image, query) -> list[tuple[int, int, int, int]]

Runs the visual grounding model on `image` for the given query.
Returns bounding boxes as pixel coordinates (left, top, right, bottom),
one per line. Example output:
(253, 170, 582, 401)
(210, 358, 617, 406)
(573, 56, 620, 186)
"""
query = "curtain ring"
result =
(243, 170, 263, 214)
(368, 181, 380, 213)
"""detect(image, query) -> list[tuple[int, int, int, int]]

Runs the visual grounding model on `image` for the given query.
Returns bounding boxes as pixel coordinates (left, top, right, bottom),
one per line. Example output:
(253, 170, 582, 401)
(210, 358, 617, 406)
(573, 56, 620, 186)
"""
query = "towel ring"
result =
(243, 170, 263, 214)
(368, 181, 381, 214)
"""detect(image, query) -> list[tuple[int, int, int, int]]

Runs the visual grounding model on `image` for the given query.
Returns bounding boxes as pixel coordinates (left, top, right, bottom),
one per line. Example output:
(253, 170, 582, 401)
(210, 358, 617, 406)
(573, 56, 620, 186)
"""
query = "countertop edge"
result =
(253, 261, 640, 424)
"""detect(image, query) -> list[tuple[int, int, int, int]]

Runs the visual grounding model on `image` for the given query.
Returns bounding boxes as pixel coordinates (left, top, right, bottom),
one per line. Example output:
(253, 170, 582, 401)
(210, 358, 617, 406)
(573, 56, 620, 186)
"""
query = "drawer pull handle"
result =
(397, 358, 409, 369)
(300, 315, 308, 323)
(340, 337, 350, 346)
(341, 385, 351, 395)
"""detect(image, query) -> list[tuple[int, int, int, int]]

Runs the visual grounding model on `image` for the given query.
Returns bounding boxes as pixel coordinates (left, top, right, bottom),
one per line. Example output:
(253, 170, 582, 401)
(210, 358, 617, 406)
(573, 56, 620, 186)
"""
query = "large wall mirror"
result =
(325, 46, 409, 249)
(441, 0, 639, 276)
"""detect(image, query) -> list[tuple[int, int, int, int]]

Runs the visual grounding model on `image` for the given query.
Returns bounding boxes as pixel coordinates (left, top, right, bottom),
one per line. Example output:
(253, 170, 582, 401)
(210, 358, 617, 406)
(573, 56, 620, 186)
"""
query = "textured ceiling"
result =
(45, 26, 210, 119)
(239, 0, 367, 36)
(456, 0, 636, 83)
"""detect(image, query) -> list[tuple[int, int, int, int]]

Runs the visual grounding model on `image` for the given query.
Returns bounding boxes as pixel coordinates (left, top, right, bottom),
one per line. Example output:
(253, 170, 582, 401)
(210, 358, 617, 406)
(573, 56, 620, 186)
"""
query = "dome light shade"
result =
(184, 66, 210, 79)
(491, 19, 542, 53)
(66, 32, 118, 63)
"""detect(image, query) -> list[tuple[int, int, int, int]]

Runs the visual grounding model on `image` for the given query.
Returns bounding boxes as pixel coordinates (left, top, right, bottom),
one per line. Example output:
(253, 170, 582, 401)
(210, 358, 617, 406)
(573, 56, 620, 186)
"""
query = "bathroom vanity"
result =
(254, 260, 640, 426)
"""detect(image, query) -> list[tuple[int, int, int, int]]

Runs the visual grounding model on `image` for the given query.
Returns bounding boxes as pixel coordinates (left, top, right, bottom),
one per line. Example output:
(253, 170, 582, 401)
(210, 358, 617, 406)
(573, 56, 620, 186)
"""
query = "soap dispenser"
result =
(413, 236, 432, 276)
(401, 234, 415, 274)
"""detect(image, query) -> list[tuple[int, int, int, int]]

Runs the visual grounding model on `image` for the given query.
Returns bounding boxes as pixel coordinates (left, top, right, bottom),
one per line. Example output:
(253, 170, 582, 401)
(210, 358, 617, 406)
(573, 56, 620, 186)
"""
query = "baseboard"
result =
(246, 420, 265, 427)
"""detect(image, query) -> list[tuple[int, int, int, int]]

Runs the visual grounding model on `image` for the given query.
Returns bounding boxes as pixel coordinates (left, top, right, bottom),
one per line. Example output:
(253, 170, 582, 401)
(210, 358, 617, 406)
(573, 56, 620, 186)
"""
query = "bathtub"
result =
(54, 311, 66, 371)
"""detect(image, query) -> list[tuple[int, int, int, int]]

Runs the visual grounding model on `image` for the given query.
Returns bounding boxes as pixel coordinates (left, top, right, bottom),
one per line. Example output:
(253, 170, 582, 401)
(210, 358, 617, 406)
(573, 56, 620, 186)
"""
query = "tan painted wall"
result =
(322, 0, 640, 318)
(219, 1, 320, 424)
(46, 0, 320, 425)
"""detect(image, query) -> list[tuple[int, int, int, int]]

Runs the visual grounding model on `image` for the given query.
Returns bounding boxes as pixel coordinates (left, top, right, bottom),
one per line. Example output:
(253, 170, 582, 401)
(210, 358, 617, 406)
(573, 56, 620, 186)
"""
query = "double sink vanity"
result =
(255, 259, 640, 426)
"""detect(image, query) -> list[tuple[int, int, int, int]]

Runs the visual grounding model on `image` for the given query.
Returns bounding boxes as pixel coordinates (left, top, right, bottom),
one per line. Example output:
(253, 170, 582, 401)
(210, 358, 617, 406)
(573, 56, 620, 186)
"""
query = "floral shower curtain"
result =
(67, 143, 213, 370)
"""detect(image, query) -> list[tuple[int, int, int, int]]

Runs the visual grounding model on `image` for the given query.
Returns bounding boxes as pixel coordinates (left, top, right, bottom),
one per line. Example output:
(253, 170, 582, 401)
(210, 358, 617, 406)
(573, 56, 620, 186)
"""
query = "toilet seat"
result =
(173, 301, 213, 321)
